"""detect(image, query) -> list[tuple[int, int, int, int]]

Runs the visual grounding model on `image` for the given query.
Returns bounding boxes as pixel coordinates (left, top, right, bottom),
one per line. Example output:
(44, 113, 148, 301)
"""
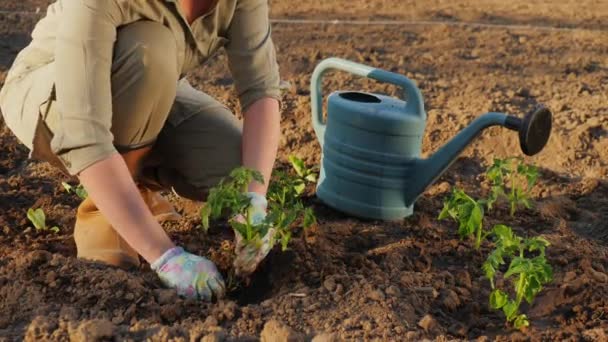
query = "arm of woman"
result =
(54, 0, 173, 263)
(78, 154, 175, 263)
(53, 0, 224, 300)
(242, 97, 281, 195)
(225, 0, 282, 275)
(225, 0, 282, 194)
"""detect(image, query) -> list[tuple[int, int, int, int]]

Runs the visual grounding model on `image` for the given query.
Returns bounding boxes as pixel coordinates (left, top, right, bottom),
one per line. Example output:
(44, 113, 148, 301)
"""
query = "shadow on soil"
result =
(564, 180, 608, 244)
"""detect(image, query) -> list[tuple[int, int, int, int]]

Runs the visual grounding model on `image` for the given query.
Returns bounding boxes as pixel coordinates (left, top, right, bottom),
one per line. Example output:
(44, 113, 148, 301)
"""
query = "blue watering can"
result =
(311, 58, 552, 220)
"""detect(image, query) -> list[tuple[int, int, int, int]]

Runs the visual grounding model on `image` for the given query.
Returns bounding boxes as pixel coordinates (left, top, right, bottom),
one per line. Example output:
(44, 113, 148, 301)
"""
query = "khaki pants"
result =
(29, 21, 242, 201)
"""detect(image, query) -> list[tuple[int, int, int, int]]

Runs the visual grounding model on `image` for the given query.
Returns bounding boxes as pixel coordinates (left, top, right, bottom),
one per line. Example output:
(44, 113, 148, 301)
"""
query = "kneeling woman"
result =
(0, 0, 282, 301)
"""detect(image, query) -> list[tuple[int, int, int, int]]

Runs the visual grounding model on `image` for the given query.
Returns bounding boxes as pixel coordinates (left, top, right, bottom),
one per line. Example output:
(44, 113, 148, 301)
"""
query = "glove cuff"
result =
(151, 246, 184, 271)
(246, 192, 268, 210)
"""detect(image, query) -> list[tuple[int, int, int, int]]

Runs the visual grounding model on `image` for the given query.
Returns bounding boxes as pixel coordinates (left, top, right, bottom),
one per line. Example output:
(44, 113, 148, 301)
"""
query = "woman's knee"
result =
(110, 21, 179, 147)
(152, 109, 243, 201)
(174, 109, 242, 182)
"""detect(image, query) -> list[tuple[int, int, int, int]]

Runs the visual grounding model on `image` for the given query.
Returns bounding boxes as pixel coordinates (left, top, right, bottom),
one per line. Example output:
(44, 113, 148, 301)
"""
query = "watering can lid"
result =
(328, 91, 426, 135)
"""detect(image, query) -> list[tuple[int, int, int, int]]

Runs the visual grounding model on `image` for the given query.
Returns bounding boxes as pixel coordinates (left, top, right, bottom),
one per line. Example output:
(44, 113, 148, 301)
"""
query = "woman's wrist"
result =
(145, 239, 177, 265)
(246, 182, 267, 196)
(151, 246, 182, 270)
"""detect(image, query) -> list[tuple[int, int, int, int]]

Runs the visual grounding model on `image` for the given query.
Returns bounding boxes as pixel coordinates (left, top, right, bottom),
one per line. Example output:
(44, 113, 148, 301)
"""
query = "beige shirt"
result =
(0, 0, 280, 173)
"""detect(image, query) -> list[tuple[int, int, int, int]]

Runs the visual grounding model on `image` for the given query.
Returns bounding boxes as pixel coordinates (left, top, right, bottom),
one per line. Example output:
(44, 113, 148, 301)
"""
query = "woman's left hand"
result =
(232, 192, 275, 276)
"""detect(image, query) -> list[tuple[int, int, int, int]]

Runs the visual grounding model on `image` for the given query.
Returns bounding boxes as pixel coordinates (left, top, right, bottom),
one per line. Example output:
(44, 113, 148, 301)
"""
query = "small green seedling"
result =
(200, 158, 318, 252)
(288, 155, 318, 194)
(438, 188, 487, 249)
(62, 182, 88, 200)
(267, 170, 305, 208)
(200, 167, 268, 241)
(268, 156, 318, 205)
(483, 225, 553, 329)
(485, 158, 538, 216)
(267, 199, 317, 251)
(439, 158, 551, 331)
(268, 156, 318, 250)
(27, 208, 60, 233)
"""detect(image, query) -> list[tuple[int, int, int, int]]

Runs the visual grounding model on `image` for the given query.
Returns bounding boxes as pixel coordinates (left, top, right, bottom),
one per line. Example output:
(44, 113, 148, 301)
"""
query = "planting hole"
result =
(231, 249, 296, 305)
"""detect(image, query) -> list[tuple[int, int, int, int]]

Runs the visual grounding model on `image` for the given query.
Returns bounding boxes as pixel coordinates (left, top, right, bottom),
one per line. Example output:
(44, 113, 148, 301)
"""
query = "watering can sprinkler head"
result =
(504, 105, 553, 156)
(310, 57, 553, 221)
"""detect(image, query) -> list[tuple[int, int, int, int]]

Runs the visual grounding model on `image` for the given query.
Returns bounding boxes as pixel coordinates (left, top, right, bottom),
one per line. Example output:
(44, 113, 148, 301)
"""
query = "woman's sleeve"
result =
(225, 0, 281, 113)
(52, 0, 122, 174)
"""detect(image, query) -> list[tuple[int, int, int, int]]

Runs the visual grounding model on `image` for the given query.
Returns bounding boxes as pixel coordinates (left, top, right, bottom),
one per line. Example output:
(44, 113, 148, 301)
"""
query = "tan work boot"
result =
(139, 186, 182, 222)
(74, 197, 141, 268)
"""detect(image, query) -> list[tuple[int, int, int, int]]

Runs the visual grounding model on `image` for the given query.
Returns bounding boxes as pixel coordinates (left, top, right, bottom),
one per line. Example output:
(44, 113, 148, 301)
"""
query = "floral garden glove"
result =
(151, 246, 225, 301)
(233, 192, 276, 276)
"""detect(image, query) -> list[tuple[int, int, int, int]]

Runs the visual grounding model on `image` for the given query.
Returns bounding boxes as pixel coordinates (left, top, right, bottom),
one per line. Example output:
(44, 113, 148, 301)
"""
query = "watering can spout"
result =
(406, 106, 552, 204)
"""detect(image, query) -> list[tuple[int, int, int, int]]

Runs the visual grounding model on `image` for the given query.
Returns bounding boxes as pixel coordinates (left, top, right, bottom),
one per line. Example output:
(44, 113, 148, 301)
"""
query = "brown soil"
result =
(1, 1, 607, 341)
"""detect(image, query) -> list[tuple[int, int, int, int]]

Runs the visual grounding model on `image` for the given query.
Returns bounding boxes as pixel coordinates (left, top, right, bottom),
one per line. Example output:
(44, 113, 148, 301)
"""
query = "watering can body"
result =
(312, 58, 427, 220)
(311, 58, 552, 220)
(319, 93, 425, 219)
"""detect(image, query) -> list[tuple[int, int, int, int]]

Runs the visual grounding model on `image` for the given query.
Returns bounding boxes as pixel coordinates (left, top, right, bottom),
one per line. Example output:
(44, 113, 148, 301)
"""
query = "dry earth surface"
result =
(1, 0, 607, 341)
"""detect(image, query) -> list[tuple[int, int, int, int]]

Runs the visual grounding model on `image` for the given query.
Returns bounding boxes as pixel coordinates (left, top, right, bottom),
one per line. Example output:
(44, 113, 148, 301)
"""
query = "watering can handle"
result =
(311, 57, 426, 146)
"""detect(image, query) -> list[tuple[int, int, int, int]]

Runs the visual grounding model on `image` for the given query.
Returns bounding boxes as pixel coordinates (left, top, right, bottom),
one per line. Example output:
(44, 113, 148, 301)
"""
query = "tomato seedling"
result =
(439, 157, 552, 331)
(26, 208, 60, 233)
(485, 158, 538, 216)
(288, 155, 318, 194)
(267, 200, 316, 251)
(267, 170, 305, 208)
(200, 156, 318, 253)
(484, 225, 553, 329)
(200, 167, 269, 242)
(267, 156, 317, 250)
(61, 182, 88, 200)
(438, 188, 487, 249)
(268, 156, 318, 205)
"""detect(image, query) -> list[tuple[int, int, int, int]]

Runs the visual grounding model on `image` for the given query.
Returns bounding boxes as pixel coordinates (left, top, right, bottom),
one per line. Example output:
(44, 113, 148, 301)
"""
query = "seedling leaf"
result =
(27, 208, 46, 230)
(490, 289, 509, 309)
(524, 237, 550, 255)
(231, 221, 250, 241)
(305, 174, 317, 183)
(503, 300, 519, 321)
(200, 205, 211, 232)
(288, 155, 306, 178)
(513, 314, 530, 329)
(303, 208, 316, 229)
(61, 182, 88, 199)
(294, 182, 306, 195)
(439, 188, 486, 249)
(504, 257, 529, 279)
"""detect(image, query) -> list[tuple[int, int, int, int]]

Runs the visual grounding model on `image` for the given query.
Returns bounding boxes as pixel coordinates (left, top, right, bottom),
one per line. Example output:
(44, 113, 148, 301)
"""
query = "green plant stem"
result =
(475, 221, 483, 249)
(226, 271, 240, 292)
(482, 231, 492, 242)
(510, 170, 516, 216)
(513, 274, 526, 320)
(246, 210, 253, 241)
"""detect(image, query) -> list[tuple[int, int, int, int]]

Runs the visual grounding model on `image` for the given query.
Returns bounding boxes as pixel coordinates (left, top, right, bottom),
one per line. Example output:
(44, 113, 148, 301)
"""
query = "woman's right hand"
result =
(151, 246, 226, 301)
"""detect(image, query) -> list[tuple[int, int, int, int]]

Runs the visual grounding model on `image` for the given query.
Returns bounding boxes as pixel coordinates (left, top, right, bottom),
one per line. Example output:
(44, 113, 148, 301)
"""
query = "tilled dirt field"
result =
(1, 1, 607, 341)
